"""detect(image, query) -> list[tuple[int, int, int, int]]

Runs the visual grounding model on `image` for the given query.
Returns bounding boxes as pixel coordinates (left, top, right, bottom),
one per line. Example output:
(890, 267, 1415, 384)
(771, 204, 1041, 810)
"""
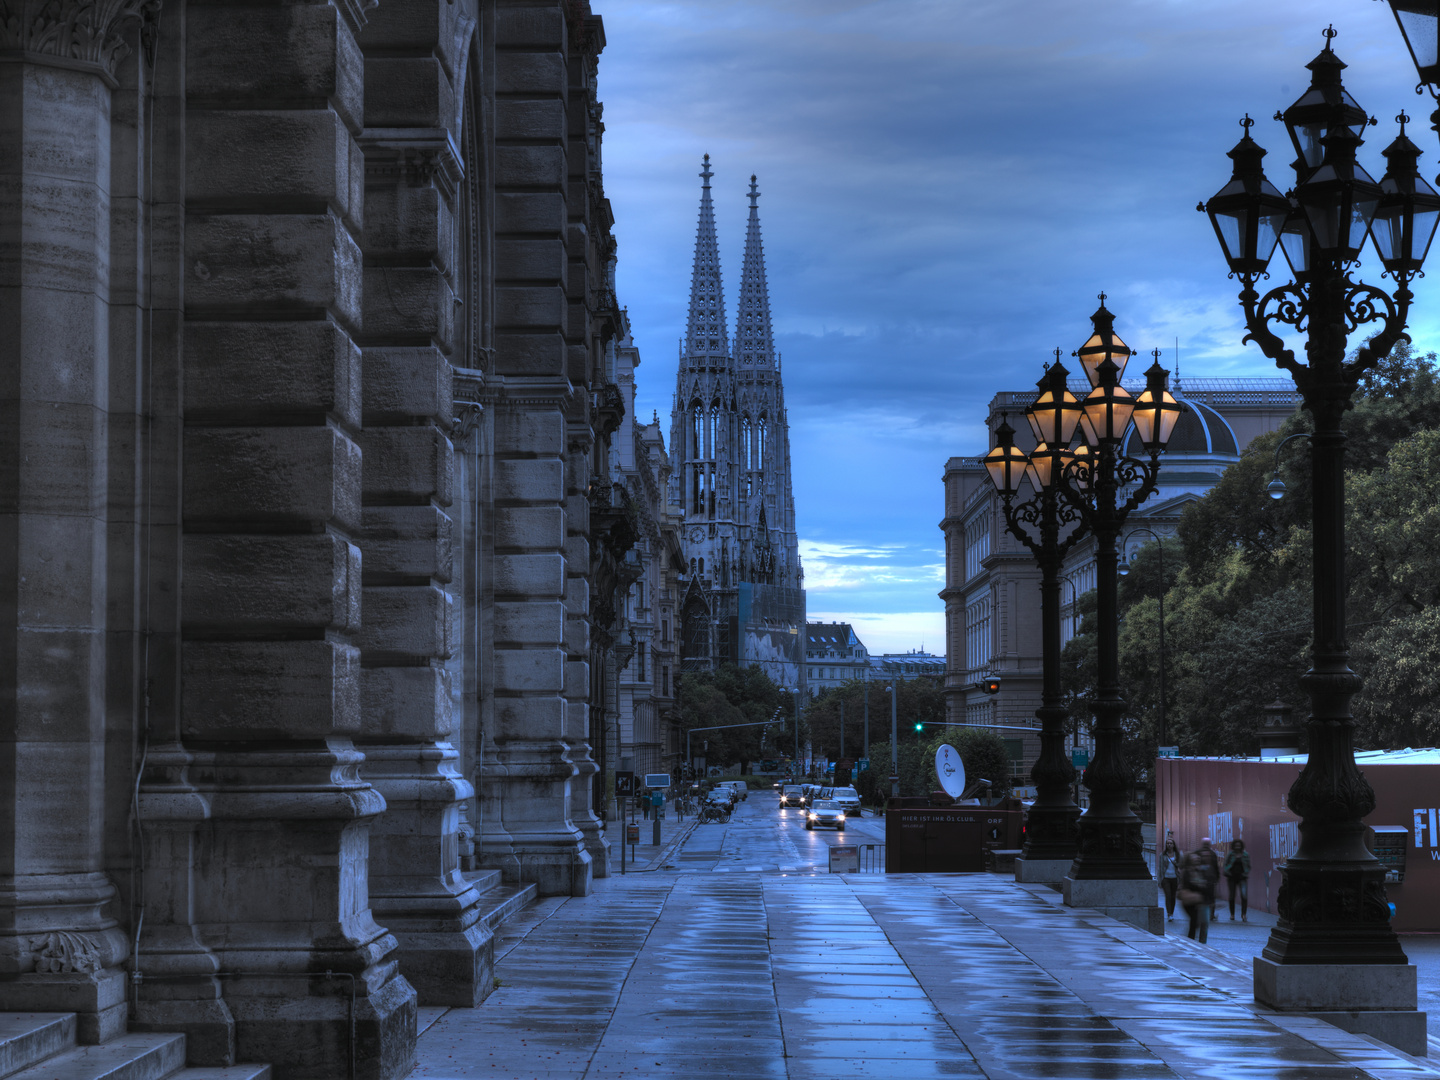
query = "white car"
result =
(828, 786, 861, 814)
(805, 800, 846, 831)
(719, 781, 748, 802)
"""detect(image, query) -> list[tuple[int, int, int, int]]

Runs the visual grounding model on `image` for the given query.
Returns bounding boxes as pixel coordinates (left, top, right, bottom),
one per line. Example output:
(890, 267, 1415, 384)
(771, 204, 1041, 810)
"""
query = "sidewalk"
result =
(608, 803, 698, 873)
(412, 870, 1440, 1080)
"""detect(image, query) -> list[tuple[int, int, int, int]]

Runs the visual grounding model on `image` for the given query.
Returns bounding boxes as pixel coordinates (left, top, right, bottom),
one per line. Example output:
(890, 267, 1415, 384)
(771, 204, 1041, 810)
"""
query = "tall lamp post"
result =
(1118, 525, 1168, 750)
(1202, 28, 1435, 1038)
(886, 682, 898, 800)
(1056, 299, 1181, 909)
(983, 359, 1092, 880)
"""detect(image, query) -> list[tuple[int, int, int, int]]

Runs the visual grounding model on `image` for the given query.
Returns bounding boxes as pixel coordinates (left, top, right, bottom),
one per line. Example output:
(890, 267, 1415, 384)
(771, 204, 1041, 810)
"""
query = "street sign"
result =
(615, 771, 635, 797)
(644, 773, 671, 789)
(1157, 746, 1179, 759)
(829, 846, 860, 873)
(856, 758, 870, 773)
(1072, 751, 1089, 768)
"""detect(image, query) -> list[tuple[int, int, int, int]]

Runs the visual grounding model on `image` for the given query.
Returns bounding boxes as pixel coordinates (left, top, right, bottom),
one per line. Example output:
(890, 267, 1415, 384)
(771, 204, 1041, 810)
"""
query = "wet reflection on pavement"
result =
(414, 871, 1439, 1080)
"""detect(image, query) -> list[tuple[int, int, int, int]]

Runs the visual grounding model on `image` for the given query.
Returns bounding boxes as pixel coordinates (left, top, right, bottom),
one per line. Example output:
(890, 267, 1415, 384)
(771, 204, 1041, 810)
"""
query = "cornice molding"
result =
(0, 0, 159, 85)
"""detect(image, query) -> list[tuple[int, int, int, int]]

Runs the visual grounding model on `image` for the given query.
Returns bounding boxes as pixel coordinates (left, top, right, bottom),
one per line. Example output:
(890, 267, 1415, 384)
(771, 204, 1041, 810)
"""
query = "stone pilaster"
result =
(0, 0, 155, 1044)
(480, 1, 591, 898)
(163, 4, 414, 1077)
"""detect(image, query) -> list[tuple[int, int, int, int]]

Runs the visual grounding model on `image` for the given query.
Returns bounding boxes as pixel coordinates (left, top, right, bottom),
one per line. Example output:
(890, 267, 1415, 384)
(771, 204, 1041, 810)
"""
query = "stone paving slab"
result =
(413, 872, 1440, 1080)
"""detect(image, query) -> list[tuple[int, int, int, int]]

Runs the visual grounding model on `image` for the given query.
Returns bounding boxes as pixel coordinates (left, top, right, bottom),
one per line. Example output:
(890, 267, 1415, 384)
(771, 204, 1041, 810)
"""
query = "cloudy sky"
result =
(597, 0, 1440, 655)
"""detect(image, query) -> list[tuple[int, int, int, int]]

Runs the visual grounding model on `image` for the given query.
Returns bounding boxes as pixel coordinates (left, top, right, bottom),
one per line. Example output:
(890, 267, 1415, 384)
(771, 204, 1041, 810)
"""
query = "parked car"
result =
(805, 800, 846, 831)
(828, 786, 861, 813)
(705, 788, 735, 810)
(718, 780, 748, 802)
(779, 785, 805, 808)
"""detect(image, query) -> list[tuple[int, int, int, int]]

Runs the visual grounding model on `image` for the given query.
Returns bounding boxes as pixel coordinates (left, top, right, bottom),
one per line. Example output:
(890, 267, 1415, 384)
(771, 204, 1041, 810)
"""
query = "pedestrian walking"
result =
(1179, 838, 1220, 943)
(641, 789, 651, 820)
(1224, 838, 1251, 921)
(1160, 837, 1181, 922)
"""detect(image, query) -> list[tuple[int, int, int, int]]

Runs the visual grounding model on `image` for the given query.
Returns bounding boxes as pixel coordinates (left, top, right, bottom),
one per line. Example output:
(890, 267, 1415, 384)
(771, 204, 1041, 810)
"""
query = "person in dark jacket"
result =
(1181, 838, 1221, 943)
(1224, 838, 1252, 921)
(1160, 837, 1181, 922)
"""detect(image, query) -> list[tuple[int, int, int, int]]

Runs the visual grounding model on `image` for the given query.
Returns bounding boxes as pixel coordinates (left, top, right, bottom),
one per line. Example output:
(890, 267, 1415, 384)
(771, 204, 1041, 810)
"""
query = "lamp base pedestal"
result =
(1254, 958, 1425, 1056)
(1014, 857, 1072, 884)
(1062, 876, 1163, 936)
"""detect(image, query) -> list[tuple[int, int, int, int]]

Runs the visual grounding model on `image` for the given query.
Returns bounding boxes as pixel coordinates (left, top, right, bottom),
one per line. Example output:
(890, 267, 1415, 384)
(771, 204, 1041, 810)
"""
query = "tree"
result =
(673, 664, 788, 771)
(803, 676, 944, 763)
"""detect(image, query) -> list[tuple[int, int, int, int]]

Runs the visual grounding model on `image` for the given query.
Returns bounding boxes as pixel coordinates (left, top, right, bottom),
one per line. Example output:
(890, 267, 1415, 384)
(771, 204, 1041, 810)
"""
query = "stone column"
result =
(0, 0, 155, 1044)
(479, 1, 591, 898)
(167, 4, 414, 1076)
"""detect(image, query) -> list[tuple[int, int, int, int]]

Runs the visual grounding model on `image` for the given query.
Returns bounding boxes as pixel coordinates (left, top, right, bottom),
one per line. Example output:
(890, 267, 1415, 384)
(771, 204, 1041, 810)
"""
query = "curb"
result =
(624, 817, 699, 873)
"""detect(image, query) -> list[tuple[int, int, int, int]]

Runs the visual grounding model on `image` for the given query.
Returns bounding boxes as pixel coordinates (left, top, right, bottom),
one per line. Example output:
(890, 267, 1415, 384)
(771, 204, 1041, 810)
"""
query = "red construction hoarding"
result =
(1155, 750, 1440, 932)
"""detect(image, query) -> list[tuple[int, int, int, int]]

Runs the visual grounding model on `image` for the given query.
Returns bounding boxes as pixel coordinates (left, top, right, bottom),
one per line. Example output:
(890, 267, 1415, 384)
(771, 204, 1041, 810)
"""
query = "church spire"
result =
(684, 154, 729, 367)
(734, 174, 776, 370)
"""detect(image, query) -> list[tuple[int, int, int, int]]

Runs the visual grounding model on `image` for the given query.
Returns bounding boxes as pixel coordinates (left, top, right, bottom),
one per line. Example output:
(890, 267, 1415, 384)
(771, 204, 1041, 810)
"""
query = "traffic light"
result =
(914, 722, 924, 732)
(980, 675, 1002, 695)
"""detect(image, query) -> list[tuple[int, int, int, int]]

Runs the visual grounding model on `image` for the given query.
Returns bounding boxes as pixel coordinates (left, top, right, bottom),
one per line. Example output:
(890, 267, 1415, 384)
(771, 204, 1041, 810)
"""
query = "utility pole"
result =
(888, 682, 898, 800)
(839, 700, 845, 760)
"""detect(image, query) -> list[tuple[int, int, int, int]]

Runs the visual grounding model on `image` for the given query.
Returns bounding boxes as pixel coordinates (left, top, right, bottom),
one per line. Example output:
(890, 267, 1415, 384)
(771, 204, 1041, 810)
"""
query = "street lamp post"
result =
(1054, 300, 1181, 905)
(1118, 526, 1168, 750)
(983, 358, 1092, 879)
(886, 682, 898, 800)
(1203, 28, 1435, 1034)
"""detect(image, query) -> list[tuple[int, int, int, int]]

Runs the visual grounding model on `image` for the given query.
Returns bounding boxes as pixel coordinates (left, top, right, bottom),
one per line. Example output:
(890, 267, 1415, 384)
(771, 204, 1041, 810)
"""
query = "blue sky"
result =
(598, 0, 1440, 655)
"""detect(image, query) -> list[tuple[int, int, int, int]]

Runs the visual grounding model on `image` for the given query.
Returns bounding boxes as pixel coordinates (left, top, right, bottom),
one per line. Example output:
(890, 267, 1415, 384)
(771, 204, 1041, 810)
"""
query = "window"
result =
(662, 619, 669, 644)
(637, 646, 645, 681)
(662, 666, 670, 697)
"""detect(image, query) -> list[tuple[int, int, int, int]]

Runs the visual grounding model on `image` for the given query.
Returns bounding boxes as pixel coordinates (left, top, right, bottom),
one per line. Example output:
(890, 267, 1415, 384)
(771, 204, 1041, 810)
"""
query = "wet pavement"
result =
(414, 799, 1440, 1080)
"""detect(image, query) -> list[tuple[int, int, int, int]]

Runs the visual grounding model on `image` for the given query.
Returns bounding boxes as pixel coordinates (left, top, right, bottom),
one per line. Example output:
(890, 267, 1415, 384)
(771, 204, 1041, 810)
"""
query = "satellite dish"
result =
(935, 743, 965, 799)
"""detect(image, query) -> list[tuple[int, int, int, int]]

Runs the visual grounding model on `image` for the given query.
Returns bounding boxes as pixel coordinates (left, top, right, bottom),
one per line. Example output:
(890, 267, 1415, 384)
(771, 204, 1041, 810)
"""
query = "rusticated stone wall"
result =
(0, 0, 630, 1072)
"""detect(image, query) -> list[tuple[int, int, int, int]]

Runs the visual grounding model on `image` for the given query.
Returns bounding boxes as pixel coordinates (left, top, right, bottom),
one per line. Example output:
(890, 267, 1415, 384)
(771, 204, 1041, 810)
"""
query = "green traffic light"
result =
(914, 722, 923, 732)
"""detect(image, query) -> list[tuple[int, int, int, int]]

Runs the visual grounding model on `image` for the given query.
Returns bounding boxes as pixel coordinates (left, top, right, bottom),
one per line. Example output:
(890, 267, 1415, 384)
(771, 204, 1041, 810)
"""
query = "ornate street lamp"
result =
(983, 363, 1092, 880)
(1118, 525, 1170, 751)
(1056, 301, 1180, 908)
(1203, 29, 1435, 1036)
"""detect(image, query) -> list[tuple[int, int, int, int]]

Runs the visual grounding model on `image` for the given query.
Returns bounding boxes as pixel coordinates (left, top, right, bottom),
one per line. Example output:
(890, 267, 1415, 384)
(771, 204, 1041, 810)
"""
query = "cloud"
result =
(600, 0, 1440, 655)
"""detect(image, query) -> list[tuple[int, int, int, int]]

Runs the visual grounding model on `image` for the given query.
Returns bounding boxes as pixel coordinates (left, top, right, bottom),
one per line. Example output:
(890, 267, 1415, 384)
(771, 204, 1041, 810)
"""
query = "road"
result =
(666, 791, 884, 873)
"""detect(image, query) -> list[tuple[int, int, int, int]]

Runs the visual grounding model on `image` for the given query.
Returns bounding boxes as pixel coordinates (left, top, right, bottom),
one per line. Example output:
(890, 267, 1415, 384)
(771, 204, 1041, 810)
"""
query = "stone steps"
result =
(0, 1014, 269, 1080)
(478, 883, 537, 931)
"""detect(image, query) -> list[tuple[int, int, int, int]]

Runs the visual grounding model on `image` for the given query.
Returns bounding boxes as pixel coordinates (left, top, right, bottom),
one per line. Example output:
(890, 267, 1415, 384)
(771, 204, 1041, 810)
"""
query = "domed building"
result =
(940, 377, 1299, 794)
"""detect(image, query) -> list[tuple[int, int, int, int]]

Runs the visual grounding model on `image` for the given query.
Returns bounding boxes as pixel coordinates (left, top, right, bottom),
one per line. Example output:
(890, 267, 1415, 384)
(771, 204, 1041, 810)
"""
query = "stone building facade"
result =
(940, 379, 1300, 786)
(0, 0, 637, 1075)
(669, 161, 805, 689)
(609, 335, 685, 784)
(805, 622, 870, 697)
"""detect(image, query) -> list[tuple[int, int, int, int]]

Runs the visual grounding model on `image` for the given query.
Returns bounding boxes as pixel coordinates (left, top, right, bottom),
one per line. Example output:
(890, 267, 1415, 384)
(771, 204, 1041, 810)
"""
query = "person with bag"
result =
(1180, 838, 1220, 943)
(1160, 836, 1181, 922)
(1224, 838, 1251, 921)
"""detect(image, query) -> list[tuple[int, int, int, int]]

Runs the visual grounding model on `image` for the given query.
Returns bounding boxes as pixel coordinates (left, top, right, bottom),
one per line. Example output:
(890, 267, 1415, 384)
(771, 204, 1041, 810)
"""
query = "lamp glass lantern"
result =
(1291, 132, 1382, 263)
(1280, 40, 1372, 173)
(1080, 361, 1136, 444)
(1203, 126, 1292, 277)
(1074, 304, 1132, 389)
(1026, 362, 1084, 447)
(983, 415, 1029, 497)
(1024, 442, 1074, 492)
(1131, 360, 1184, 452)
(1371, 126, 1440, 275)
(1068, 442, 1095, 493)
(1386, 0, 1440, 89)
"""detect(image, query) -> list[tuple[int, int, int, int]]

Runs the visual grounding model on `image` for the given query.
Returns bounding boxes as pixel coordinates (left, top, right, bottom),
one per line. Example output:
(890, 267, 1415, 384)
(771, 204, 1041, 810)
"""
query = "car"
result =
(705, 789, 735, 810)
(801, 784, 821, 808)
(779, 785, 805, 808)
(828, 786, 861, 814)
(805, 800, 846, 831)
(718, 781, 748, 802)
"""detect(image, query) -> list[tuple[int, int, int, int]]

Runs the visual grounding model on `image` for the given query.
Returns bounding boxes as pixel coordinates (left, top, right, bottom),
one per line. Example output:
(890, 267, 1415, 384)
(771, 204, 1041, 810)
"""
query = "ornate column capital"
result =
(0, 0, 160, 84)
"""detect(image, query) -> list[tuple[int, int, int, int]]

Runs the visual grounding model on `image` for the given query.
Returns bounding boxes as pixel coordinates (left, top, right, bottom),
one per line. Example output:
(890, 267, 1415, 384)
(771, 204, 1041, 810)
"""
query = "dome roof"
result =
(1123, 398, 1237, 457)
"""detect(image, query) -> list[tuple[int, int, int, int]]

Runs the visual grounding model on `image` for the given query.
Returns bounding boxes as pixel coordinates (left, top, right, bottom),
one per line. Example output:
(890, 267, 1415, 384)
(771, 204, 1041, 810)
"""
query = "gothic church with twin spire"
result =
(669, 157, 806, 687)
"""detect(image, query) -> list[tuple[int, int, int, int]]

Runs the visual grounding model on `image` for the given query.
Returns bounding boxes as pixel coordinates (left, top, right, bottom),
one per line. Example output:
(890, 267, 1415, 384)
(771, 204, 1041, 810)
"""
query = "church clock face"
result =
(689, 527, 705, 542)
